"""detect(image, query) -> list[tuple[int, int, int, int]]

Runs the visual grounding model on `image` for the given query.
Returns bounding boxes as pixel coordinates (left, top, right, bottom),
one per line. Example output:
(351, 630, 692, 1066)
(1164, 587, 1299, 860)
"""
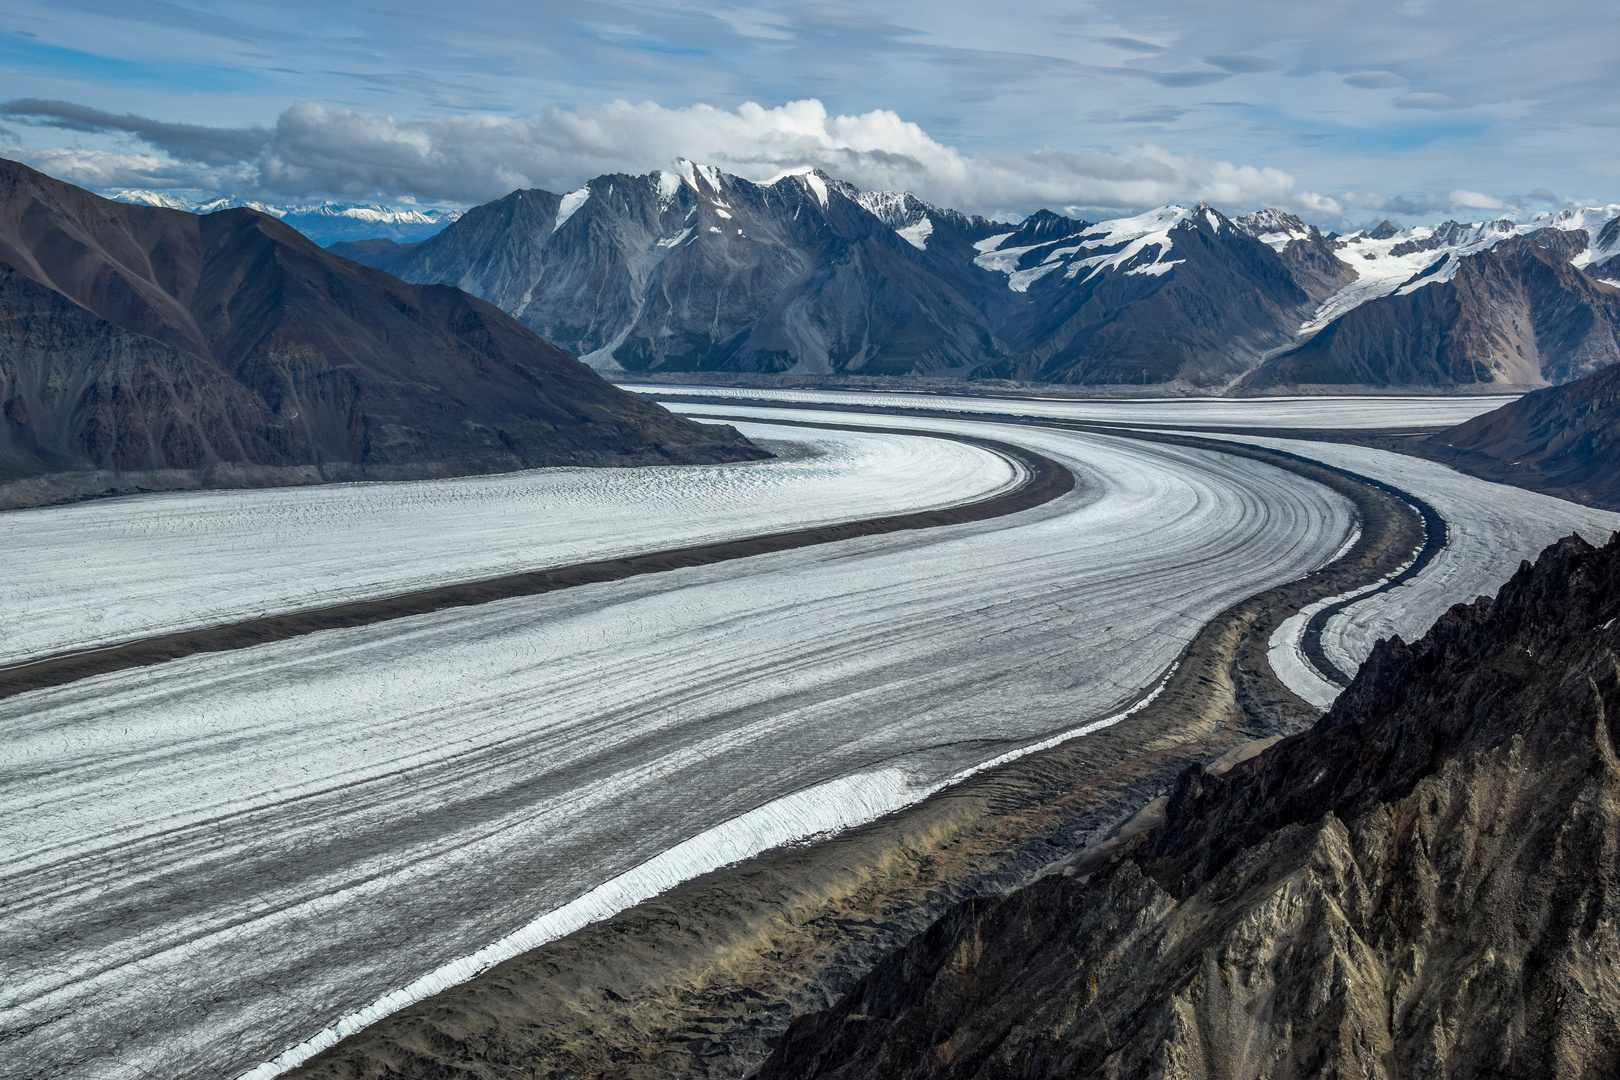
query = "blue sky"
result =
(3, 0, 1617, 226)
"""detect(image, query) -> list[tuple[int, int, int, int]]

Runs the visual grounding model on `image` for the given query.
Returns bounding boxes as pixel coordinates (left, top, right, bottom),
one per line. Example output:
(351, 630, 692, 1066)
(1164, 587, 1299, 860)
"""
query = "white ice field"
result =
(7, 389, 1614, 1080)
(5, 416, 1359, 1079)
(625, 383, 1514, 431)
(0, 422, 1019, 666)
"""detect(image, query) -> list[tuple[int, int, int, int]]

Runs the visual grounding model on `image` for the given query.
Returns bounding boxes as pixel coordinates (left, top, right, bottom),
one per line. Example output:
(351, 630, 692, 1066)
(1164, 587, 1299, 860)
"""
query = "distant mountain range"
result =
(327, 162, 1620, 393)
(109, 189, 461, 245)
(0, 159, 759, 506)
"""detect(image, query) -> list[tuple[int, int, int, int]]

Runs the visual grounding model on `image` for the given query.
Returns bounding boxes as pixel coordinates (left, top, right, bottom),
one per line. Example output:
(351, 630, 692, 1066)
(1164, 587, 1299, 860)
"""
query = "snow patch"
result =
(896, 217, 933, 250)
(1006, 262, 1063, 292)
(972, 206, 1194, 290)
(802, 171, 829, 207)
(553, 186, 590, 232)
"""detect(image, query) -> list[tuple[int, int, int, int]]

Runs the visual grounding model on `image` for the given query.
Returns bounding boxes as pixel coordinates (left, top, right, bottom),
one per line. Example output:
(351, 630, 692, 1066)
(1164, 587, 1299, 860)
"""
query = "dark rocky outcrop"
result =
(1244, 233, 1620, 390)
(1233, 208, 1359, 303)
(0, 158, 761, 501)
(1416, 362, 1620, 509)
(759, 532, 1620, 1080)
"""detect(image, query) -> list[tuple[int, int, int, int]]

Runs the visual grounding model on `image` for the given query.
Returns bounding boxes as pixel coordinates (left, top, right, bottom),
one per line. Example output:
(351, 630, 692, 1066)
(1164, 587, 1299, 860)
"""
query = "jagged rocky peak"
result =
(1234, 206, 1316, 248)
(758, 531, 1620, 1080)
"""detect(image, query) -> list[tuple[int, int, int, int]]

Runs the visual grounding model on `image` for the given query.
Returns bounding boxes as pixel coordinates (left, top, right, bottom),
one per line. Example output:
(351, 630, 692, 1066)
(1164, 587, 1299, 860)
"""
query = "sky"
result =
(2, 0, 1617, 227)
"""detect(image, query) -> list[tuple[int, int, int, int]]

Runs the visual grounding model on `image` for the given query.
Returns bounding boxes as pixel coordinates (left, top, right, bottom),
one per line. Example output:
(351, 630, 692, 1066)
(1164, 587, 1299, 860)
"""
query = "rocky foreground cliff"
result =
(0, 158, 760, 507)
(759, 532, 1620, 1080)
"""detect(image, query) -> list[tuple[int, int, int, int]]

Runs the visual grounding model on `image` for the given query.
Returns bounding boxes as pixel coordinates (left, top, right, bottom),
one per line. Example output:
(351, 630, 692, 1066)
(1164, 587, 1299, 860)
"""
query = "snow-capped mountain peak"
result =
(1299, 205, 1620, 334)
(971, 204, 1214, 292)
(106, 190, 461, 245)
(1234, 208, 1315, 251)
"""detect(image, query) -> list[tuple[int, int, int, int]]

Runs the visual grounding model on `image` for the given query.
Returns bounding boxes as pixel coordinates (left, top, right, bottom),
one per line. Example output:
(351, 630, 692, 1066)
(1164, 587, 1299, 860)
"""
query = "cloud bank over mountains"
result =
(4, 96, 1302, 219)
(5, 0, 1616, 225)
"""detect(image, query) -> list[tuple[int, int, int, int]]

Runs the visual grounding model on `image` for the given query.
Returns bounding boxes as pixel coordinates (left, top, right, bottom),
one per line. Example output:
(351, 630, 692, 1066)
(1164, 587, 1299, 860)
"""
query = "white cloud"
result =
(11, 146, 252, 192)
(8, 96, 1301, 218)
(258, 99, 1301, 216)
(1449, 188, 1507, 210)
(1296, 190, 1343, 214)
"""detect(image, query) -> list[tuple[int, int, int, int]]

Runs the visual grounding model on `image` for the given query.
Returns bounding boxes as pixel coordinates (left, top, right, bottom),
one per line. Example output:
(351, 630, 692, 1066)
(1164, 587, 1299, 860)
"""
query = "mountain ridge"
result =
(324, 161, 1620, 392)
(0, 157, 761, 505)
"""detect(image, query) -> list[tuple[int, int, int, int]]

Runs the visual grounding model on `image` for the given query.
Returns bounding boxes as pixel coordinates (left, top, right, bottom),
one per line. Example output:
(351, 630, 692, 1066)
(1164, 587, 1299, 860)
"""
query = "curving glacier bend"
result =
(653, 390, 1620, 710)
(1185, 433, 1620, 706)
(2, 417, 1356, 1079)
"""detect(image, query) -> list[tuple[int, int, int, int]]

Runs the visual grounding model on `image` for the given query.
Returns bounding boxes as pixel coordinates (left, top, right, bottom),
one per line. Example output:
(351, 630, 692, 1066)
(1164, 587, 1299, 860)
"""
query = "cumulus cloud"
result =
(3, 96, 1302, 217)
(1449, 188, 1507, 210)
(1295, 190, 1343, 214)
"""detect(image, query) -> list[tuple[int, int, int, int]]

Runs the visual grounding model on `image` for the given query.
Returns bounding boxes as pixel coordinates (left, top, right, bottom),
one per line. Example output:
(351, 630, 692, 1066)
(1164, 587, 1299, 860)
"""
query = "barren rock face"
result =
(0, 157, 761, 494)
(1247, 234, 1620, 390)
(351, 171, 1324, 387)
(758, 532, 1620, 1080)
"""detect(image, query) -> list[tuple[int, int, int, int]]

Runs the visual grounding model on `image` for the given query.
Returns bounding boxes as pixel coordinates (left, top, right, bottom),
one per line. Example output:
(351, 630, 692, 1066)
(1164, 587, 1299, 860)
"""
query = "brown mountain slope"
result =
(1243, 233, 1620, 391)
(1416, 362, 1620, 509)
(0, 158, 760, 497)
(759, 531, 1620, 1080)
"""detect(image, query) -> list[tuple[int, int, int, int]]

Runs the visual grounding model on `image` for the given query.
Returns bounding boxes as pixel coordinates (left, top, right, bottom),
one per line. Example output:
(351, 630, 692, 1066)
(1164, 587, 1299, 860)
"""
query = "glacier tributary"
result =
(1183, 432, 1620, 706)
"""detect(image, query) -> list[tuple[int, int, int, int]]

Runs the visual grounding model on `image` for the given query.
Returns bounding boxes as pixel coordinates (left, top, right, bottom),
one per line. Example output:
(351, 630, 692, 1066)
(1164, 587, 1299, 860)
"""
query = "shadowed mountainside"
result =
(1414, 362, 1620, 509)
(759, 531, 1620, 1080)
(0, 157, 761, 501)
